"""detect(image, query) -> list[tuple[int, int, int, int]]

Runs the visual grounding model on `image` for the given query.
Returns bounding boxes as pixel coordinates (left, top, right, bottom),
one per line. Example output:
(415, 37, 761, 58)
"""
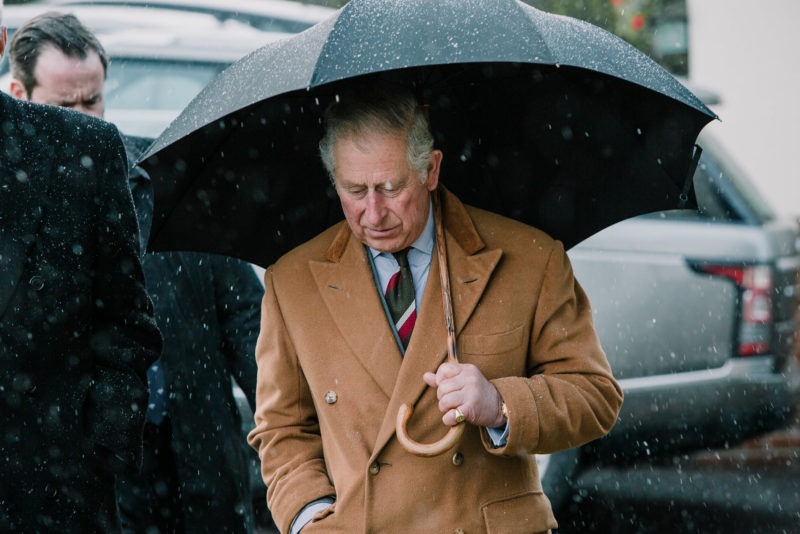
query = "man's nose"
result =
(364, 192, 385, 224)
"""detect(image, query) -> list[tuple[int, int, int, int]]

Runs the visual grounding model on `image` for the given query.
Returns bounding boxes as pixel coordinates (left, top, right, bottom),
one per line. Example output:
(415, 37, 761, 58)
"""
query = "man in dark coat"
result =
(0, 9, 163, 532)
(7, 12, 266, 532)
(122, 136, 265, 533)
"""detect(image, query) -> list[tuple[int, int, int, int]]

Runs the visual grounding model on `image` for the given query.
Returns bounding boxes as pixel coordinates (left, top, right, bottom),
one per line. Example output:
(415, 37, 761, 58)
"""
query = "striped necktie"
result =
(385, 248, 417, 349)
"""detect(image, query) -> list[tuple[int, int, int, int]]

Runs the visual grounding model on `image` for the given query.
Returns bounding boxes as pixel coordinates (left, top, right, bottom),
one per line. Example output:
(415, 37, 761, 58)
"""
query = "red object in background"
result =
(694, 263, 774, 357)
(630, 13, 646, 31)
(610, 0, 625, 6)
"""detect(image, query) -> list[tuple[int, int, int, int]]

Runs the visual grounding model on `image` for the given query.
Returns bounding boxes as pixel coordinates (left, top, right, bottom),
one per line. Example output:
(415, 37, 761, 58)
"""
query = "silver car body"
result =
(569, 131, 797, 459)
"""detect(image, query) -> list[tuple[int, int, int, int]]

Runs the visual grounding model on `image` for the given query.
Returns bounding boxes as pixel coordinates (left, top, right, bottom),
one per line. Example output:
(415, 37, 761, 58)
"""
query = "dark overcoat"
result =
(124, 136, 264, 531)
(140, 251, 263, 531)
(0, 93, 162, 531)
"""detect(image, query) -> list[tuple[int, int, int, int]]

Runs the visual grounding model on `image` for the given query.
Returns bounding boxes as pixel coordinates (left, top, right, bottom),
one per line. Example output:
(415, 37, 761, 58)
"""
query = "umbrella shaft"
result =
(433, 189, 458, 364)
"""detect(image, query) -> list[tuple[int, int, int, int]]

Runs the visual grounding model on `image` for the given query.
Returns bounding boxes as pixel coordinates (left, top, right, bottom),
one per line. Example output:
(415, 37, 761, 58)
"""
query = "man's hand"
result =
(423, 362, 506, 428)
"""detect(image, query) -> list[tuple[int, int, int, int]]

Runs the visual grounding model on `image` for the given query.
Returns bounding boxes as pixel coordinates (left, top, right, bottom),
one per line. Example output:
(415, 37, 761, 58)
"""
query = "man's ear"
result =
(9, 79, 28, 100)
(426, 149, 443, 192)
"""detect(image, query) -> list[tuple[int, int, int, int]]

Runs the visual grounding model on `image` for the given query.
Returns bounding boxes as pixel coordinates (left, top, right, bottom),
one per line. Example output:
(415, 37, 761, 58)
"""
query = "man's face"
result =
(15, 44, 105, 118)
(334, 131, 441, 253)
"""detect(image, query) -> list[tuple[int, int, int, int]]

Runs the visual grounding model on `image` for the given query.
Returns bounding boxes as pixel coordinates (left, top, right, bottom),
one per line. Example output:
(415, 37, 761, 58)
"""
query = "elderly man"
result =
(0, 2, 162, 531)
(248, 85, 623, 533)
(8, 13, 265, 532)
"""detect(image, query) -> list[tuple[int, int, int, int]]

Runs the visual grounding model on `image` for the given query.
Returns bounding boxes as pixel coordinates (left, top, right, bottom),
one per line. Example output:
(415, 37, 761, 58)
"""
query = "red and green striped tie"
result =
(385, 249, 417, 349)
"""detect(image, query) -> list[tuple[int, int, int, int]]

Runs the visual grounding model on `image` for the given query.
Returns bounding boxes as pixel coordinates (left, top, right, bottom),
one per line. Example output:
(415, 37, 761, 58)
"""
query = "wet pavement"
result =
(559, 450, 800, 532)
(557, 360, 800, 533)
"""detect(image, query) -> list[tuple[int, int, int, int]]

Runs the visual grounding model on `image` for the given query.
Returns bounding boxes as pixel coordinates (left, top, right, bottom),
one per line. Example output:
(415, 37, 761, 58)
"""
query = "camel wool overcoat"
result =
(249, 188, 623, 534)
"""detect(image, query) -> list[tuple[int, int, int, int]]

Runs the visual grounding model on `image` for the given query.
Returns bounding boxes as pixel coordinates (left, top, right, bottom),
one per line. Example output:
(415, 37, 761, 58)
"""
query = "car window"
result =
(649, 138, 776, 225)
(105, 58, 222, 110)
(695, 142, 775, 224)
(692, 154, 746, 222)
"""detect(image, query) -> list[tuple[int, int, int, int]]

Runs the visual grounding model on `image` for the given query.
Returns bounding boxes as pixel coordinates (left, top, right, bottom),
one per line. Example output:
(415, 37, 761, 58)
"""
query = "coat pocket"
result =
(481, 490, 557, 534)
(459, 325, 524, 356)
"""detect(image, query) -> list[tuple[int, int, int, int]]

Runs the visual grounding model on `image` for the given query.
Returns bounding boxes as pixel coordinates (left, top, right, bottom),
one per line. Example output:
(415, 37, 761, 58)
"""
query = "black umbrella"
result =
(140, 0, 716, 268)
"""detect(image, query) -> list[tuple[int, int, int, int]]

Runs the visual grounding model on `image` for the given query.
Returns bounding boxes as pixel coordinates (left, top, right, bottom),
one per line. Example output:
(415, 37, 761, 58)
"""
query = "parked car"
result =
(1, 2, 241, 38)
(54, 0, 337, 33)
(0, 4, 291, 137)
(101, 27, 289, 137)
(538, 127, 799, 511)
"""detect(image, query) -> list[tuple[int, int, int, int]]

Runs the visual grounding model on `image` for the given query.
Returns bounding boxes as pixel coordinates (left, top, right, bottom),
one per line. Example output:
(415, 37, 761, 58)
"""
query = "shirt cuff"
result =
(290, 498, 335, 534)
(485, 422, 510, 448)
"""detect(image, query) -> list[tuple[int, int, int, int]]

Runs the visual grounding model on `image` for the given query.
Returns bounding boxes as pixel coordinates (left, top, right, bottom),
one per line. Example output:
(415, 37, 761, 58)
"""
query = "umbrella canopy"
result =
(140, 0, 716, 268)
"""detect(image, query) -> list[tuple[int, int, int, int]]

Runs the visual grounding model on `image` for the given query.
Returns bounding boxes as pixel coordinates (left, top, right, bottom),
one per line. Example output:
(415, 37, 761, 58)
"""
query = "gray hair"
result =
(319, 85, 434, 184)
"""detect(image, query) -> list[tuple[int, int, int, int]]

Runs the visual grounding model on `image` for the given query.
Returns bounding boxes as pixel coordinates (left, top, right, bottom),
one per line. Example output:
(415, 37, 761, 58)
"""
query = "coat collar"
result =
(311, 187, 503, 455)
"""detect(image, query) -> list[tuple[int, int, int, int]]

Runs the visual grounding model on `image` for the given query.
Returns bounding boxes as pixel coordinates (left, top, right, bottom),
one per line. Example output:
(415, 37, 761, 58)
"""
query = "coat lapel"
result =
(310, 225, 403, 400)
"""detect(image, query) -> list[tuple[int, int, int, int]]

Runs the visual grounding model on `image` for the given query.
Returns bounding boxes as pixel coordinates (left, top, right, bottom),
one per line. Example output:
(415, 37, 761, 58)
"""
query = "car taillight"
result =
(695, 263, 773, 356)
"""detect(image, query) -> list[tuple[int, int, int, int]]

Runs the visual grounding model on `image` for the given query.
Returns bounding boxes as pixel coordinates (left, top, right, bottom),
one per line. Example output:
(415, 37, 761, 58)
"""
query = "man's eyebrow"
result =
(57, 92, 102, 107)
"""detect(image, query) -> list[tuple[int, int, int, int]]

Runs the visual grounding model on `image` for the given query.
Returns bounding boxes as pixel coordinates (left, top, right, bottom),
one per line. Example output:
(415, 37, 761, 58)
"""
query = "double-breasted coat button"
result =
(451, 452, 464, 466)
(368, 461, 380, 475)
(324, 391, 337, 404)
(28, 275, 44, 291)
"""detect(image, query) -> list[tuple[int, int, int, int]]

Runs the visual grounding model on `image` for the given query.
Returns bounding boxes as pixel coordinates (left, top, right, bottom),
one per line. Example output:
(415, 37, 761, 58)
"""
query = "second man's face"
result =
(24, 44, 105, 118)
(334, 131, 441, 254)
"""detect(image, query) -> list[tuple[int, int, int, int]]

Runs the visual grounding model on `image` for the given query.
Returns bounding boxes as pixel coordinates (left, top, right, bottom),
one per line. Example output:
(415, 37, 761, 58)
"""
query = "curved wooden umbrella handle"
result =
(396, 190, 464, 457)
(396, 403, 465, 457)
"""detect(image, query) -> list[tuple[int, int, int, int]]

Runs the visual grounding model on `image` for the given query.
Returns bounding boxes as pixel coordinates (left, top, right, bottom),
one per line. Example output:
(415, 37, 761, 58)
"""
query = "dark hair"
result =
(8, 12, 109, 97)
